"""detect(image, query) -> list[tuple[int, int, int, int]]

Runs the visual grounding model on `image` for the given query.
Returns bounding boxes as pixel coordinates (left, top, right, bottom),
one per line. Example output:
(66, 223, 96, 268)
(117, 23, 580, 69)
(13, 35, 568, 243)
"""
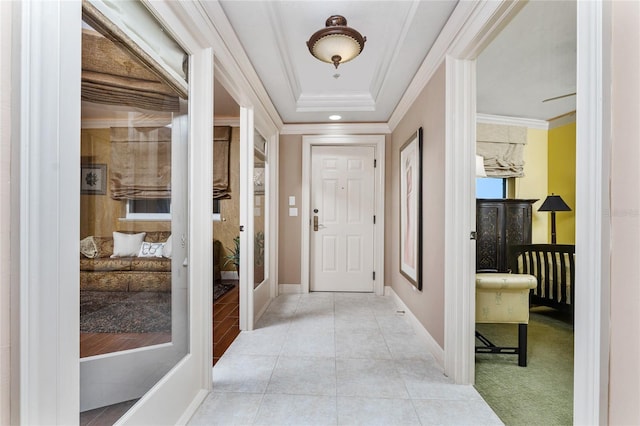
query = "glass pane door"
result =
(79, 17, 189, 415)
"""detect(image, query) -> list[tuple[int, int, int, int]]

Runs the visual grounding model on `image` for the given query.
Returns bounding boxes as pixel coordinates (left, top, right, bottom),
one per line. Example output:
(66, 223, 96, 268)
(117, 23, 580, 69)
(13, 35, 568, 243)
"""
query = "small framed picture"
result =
(81, 164, 107, 195)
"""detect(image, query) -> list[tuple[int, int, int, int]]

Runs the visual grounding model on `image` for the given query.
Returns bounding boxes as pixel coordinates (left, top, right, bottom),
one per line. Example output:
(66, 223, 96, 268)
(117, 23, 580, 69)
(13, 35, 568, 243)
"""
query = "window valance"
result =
(110, 127, 172, 200)
(476, 123, 527, 178)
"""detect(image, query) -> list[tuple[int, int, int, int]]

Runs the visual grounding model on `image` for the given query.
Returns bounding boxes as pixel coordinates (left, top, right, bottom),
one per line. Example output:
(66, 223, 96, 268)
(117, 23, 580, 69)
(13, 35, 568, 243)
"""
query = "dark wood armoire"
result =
(475, 199, 537, 272)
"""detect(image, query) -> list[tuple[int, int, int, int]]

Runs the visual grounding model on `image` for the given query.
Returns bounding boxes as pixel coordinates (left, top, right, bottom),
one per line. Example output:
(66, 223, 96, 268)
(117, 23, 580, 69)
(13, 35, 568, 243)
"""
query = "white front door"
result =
(310, 146, 376, 292)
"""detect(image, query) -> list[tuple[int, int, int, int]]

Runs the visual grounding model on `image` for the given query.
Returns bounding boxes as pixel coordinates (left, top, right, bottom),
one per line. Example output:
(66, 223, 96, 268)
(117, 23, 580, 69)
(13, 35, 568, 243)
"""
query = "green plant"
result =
(223, 236, 240, 272)
(254, 231, 264, 267)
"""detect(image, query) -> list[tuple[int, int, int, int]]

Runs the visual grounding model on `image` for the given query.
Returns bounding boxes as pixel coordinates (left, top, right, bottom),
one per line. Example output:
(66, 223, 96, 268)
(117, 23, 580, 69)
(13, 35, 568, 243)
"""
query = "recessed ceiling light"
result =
(329, 115, 342, 121)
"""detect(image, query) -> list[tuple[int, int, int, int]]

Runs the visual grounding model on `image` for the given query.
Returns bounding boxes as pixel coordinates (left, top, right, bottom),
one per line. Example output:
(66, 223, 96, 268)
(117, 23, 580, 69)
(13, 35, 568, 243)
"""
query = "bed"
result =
(508, 244, 575, 315)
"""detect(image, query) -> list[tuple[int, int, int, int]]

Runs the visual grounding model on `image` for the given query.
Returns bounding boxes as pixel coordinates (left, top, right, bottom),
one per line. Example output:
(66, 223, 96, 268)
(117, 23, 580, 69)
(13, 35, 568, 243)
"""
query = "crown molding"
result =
(296, 93, 375, 112)
(214, 117, 240, 127)
(548, 111, 576, 129)
(476, 113, 549, 130)
(388, 2, 478, 131)
(369, 0, 421, 103)
(81, 118, 171, 129)
(195, 2, 283, 131)
(388, 1, 526, 132)
(280, 122, 391, 135)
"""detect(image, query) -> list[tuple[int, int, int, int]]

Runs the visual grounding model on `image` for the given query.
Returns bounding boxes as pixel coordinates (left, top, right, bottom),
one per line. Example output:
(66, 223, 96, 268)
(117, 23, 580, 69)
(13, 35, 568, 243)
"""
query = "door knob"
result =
(313, 215, 319, 232)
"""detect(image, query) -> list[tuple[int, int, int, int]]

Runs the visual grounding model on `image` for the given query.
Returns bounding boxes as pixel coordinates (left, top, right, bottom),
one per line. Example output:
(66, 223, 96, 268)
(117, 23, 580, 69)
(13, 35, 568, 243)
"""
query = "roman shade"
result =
(476, 123, 527, 178)
(82, 30, 181, 112)
(110, 126, 232, 200)
(213, 126, 232, 200)
(110, 127, 172, 200)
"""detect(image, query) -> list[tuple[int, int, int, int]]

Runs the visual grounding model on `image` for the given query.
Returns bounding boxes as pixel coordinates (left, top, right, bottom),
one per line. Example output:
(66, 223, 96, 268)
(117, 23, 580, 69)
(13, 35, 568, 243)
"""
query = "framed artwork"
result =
(81, 164, 107, 195)
(399, 128, 423, 290)
(253, 162, 265, 195)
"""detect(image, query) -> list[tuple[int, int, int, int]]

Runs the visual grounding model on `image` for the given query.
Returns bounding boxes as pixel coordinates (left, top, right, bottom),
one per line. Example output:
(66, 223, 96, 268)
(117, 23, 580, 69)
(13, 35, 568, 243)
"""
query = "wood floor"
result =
(80, 332, 171, 358)
(80, 283, 239, 362)
(213, 283, 240, 365)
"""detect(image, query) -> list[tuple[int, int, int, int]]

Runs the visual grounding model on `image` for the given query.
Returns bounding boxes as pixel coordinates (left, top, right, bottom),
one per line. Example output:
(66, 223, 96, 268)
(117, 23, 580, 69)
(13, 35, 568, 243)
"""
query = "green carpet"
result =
(474, 306, 574, 426)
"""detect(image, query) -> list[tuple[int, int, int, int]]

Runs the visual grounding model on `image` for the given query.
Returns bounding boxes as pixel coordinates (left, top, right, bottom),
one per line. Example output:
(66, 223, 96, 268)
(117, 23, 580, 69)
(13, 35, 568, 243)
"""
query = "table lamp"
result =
(538, 194, 572, 244)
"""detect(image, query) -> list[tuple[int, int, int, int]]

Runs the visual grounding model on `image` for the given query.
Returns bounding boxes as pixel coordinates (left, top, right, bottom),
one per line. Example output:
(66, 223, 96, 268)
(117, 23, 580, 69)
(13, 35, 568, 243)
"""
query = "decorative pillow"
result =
(138, 241, 165, 258)
(145, 231, 172, 243)
(80, 236, 98, 258)
(163, 235, 172, 259)
(93, 236, 114, 258)
(111, 232, 146, 258)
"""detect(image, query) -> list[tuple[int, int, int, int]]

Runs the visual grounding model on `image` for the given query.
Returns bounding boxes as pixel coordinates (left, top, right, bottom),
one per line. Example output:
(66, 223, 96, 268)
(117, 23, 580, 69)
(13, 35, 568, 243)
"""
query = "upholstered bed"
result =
(509, 244, 575, 314)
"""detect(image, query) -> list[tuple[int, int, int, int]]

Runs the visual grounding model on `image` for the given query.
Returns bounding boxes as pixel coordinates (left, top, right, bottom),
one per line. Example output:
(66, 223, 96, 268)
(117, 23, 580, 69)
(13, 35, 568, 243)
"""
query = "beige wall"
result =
(277, 134, 303, 284)
(387, 64, 447, 347)
(0, 2, 11, 423)
(609, 1, 640, 423)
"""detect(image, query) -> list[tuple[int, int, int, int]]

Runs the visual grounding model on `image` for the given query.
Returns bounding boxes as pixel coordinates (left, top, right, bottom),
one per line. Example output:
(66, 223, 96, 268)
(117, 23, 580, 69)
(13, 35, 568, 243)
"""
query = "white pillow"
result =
(111, 232, 146, 258)
(138, 241, 165, 258)
(163, 235, 172, 258)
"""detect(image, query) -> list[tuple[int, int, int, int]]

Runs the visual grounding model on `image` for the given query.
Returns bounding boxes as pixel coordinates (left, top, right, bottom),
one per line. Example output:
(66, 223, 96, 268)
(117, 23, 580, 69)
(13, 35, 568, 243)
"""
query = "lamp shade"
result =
(307, 15, 366, 68)
(538, 194, 572, 212)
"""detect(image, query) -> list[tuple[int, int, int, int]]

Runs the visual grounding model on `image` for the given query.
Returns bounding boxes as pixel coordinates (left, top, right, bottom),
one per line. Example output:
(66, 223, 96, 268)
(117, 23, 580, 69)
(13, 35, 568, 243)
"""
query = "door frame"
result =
(442, 0, 610, 424)
(301, 135, 385, 295)
(12, 1, 214, 423)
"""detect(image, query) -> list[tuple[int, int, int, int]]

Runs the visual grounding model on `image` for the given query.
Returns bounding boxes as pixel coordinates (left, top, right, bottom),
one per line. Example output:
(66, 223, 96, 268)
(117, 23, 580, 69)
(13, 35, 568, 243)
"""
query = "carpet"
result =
(474, 306, 574, 426)
(80, 281, 237, 334)
(80, 291, 171, 333)
(213, 279, 236, 302)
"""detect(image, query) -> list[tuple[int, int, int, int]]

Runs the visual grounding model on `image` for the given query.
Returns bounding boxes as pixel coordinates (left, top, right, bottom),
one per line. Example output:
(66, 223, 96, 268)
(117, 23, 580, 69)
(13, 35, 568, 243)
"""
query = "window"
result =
(476, 178, 506, 199)
(125, 198, 171, 220)
(213, 199, 221, 221)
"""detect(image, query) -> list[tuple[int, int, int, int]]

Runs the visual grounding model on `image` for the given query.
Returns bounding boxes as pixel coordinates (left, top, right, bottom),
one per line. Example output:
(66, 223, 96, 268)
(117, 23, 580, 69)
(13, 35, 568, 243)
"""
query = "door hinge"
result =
(373, 215, 376, 224)
(373, 271, 376, 280)
(374, 159, 377, 168)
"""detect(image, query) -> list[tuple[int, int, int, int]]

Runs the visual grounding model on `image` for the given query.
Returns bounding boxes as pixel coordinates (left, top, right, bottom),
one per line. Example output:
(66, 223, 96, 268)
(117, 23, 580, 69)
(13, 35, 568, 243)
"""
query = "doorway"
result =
(301, 135, 386, 295)
(309, 146, 376, 292)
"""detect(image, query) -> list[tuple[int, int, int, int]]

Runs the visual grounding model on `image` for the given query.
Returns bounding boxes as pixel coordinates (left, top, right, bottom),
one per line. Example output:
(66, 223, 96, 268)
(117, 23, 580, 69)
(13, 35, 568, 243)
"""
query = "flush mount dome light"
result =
(307, 15, 366, 69)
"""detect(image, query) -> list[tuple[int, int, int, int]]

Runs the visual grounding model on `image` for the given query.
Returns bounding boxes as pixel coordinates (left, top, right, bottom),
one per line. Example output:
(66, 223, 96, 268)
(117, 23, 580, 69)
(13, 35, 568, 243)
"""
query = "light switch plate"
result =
(289, 196, 296, 206)
(289, 207, 298, 217)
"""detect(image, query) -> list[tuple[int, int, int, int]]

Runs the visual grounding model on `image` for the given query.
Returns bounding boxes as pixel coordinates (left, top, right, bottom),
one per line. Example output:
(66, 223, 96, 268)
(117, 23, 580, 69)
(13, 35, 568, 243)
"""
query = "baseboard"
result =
(385, 285, 445, 368)
(177, 389, 209, 425)
(221, 271, 238, 280)
(278, 283, 301, 294)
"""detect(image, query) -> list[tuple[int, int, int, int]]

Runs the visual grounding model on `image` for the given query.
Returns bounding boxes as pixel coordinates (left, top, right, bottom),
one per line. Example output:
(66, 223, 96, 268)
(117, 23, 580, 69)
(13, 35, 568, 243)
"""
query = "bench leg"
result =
(518, 323, 528, 367)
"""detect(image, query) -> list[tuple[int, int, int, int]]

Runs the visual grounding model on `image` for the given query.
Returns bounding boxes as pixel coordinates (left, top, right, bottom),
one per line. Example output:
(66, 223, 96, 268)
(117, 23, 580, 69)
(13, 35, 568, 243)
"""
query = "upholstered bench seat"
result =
(475, 273, 536, 366)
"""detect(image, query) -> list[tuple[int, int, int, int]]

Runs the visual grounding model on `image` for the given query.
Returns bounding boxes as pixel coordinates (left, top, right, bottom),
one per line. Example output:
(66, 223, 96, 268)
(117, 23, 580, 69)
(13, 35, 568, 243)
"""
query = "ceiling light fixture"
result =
(329, 115, 342, 121)
(307, 15, 366, 69)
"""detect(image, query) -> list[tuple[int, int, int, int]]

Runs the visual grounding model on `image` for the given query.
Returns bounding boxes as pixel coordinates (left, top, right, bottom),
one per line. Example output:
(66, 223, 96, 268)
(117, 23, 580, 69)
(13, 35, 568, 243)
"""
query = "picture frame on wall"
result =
(399, 128, 423, 290)
(80, 164, 107, 195)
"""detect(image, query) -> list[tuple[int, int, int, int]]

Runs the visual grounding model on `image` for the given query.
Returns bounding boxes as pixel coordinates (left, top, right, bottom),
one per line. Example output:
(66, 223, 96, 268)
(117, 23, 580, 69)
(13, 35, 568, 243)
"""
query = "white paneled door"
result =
(310, 146, 376, 292)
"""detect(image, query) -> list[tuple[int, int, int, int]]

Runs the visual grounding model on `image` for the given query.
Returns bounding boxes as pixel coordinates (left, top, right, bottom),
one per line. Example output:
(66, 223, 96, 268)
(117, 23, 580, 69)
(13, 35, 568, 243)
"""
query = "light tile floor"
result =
(189, 292, 503, 426)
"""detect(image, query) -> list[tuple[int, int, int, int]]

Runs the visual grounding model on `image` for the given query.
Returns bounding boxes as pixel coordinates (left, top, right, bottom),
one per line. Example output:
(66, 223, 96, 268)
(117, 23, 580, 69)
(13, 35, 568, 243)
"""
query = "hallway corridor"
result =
(189, 292, 502, 425)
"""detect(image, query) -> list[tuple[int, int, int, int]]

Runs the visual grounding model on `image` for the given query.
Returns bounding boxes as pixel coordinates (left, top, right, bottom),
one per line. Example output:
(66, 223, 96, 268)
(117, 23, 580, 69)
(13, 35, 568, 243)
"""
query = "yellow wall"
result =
(548, 122, 576, 244)
(516, 128, 549, 243)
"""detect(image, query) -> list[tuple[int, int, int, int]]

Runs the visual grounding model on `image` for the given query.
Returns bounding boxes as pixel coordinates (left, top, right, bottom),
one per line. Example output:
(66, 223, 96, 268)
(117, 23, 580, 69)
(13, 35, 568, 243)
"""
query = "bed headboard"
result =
(508, 244, 575, 313)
